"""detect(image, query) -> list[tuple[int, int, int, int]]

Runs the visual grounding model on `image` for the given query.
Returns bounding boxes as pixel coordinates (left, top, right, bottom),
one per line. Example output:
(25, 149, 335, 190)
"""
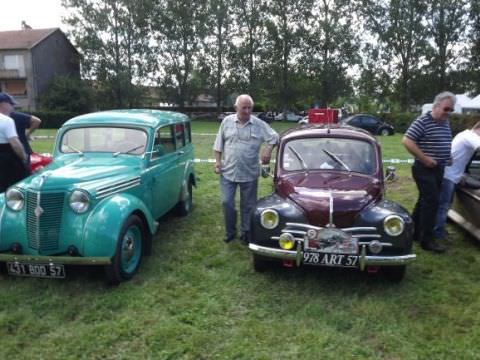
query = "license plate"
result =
(7, 262, 66, 278)
(303, 252, 359, 268)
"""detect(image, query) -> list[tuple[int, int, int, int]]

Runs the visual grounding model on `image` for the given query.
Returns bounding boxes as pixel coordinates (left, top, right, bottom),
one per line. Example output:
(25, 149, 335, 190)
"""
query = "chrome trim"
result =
(249, 243, 416, 268)
(96, 177, 141, 198)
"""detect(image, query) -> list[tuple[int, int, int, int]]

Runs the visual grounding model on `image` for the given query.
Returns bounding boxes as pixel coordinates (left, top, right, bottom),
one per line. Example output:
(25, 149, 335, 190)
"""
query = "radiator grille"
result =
(27, 191, 65, 253)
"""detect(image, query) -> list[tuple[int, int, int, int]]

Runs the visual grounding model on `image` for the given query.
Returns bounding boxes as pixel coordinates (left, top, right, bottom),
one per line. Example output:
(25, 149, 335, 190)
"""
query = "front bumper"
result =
(249, 243, 416, 270)
(0, 253, 111, 265)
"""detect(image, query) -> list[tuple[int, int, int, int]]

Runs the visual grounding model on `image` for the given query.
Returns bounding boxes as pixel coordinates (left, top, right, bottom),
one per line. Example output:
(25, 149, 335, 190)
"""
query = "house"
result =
(0, 28, 80, 110)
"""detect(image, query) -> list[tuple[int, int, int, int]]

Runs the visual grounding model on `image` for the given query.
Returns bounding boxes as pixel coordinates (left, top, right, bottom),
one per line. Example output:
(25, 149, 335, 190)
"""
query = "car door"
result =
(148, 124, 182, 218)
(362, 116, 380, 134)
(451, 149, 480, 238)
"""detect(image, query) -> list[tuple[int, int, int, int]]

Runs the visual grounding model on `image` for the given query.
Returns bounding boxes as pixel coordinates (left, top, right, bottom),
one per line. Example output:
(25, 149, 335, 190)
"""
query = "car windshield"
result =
(282, 137, 376, 174)
(60, 127, 147, 155)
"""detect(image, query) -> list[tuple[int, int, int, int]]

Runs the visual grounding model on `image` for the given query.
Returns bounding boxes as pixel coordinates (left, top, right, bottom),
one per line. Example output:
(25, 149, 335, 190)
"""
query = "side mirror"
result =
(385, 166, 396, 181)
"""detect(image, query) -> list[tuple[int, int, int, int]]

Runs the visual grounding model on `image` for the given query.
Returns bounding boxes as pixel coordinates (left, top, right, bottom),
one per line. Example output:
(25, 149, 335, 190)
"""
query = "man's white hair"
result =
(235, 94, 254, 107)
(433, 91, 456, 106)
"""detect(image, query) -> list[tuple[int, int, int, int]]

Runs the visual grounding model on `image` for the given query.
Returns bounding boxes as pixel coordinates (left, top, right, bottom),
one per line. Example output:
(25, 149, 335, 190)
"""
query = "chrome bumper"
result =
(0, 253, 111, 265)
(249, 243, 416, 270)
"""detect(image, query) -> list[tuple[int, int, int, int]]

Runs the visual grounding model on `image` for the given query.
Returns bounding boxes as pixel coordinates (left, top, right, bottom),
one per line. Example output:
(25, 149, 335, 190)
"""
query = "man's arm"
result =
(26, 115, 41, 138)
(261, 144, 275, 164)
(402, 136, 436, 167)
(214, 150, 222, 174)
(8, 137, 27, 162)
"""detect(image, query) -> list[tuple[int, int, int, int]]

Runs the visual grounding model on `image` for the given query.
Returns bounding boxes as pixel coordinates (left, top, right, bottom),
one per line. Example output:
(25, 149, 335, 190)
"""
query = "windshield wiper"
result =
(113, 145, 144, 157)
(63, 143, 84, 156)
(323, 149, 350, 172)
(288, 145, 309, 171)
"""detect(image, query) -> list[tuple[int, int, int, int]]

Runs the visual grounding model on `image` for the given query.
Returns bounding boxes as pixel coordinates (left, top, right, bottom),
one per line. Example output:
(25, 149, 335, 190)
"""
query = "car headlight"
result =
(6, 188, 24, 211)
(69, 190, 90, 214)
(383, 215, 404, 236)
(260, 209, 279, 229)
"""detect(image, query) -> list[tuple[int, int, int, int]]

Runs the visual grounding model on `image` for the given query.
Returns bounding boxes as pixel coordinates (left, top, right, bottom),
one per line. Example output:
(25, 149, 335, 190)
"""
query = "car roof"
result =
(281, 123, 378, 143)
(62, 109, 190, 129)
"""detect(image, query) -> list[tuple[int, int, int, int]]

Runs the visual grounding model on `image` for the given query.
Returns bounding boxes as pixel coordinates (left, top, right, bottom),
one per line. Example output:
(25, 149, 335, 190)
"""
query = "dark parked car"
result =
(341, 114, 394, 136)
(256, 112, 274, 123)
(448, 148, 480, 240)
(248, 124, 416, 282)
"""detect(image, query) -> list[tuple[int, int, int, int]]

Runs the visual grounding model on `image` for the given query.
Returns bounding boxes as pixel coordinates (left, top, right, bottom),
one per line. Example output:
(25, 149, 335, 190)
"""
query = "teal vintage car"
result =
(0, 110, 196, 283)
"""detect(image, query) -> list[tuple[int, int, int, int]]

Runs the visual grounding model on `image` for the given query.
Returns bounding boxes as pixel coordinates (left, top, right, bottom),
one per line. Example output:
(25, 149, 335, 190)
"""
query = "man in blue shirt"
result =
(213, 94, 279, 244)
(10, 111, 42, 171)
(402, 91, 456, 253)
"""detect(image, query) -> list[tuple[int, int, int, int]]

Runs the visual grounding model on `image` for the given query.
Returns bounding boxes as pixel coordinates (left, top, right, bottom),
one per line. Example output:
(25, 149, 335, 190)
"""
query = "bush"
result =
(30, 110, 81, 129)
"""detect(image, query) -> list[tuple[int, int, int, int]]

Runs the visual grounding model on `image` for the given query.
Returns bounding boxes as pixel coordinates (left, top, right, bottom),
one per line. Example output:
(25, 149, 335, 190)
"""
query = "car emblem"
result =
(34, 206, 44, 218)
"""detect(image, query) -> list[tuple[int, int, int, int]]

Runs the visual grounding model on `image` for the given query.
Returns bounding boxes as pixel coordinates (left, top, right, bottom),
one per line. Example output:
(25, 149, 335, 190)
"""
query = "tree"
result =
(302, 0, 359, 106)
(62, 0, 153, 108)
(425, 0, 469, 94)
(263, 0, 311, 111)
(468, 0, 480, 93)
(150, 0, 209, 110)
(362, 0, 430, 110)
(38, 76, 93, 112)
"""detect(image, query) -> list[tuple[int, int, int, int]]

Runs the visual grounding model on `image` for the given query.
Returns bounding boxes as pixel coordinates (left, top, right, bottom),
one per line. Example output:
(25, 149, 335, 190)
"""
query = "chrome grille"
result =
(27, 191, 65, 253)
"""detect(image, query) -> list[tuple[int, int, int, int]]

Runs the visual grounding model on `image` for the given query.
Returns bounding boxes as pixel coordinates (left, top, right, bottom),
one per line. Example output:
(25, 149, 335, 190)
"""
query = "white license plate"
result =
(303, 252, 358, 268)
(7, 262, 66, 278)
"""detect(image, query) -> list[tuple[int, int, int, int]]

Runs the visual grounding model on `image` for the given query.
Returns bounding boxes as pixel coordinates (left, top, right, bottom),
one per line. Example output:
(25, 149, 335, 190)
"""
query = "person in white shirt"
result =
(0, 92, 28, 192)
(434, 121, 480, 240)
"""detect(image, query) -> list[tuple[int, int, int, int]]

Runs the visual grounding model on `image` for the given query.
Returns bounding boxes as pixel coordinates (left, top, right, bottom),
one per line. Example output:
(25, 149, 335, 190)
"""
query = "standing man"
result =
(213, 94, 279, 244)
(434, 121, 480, 240)
(0, 93, 28, 192)
(10, 111, 42, 170)
(402, 91, 456, 253)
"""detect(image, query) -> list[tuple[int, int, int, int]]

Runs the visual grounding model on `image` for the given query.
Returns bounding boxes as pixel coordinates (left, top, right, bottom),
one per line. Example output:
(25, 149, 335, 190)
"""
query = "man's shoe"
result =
(421, 240, 447, 253)
(223, 234, 235, 243)
(240, 232, 250, 245)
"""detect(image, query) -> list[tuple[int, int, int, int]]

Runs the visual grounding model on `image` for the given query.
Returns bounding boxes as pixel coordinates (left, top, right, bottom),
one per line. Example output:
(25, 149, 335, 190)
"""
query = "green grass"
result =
(1, 122, 479, 359)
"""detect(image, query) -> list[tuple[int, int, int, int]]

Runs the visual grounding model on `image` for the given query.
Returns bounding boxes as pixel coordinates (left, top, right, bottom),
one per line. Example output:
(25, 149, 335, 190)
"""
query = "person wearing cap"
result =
(402, 91, 456, 253)
(0, 92, 28, 192)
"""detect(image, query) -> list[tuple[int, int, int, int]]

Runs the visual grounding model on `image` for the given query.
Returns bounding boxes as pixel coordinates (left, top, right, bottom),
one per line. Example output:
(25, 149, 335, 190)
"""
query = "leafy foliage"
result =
(38, 76, 93, 113)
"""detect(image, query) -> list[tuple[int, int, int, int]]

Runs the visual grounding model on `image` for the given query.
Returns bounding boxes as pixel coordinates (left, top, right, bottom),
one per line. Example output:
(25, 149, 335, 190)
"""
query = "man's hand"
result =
(214, 162, 222, 174)
(422, 156, 437, 168)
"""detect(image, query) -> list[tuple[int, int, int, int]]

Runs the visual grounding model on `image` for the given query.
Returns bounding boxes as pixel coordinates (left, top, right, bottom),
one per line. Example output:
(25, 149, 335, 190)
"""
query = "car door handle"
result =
(177, 151, 184, 155)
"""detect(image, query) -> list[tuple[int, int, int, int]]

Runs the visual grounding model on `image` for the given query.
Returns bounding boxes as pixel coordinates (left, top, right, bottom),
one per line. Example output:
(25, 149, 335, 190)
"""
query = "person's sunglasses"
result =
(443, 107, 454, 112)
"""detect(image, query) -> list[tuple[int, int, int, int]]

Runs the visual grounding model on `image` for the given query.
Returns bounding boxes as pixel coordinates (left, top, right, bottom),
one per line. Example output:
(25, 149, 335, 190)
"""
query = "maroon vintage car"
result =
(30, 152, 53, 173)
(248, 124, 416, 282)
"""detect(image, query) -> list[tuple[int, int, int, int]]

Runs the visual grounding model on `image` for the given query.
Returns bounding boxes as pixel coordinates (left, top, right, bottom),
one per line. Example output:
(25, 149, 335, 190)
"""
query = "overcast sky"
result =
(0, 0, 64, 31)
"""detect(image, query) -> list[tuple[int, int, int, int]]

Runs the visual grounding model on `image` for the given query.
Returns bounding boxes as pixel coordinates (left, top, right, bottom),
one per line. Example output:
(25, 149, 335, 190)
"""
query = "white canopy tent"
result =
(421, 93, 480, 115)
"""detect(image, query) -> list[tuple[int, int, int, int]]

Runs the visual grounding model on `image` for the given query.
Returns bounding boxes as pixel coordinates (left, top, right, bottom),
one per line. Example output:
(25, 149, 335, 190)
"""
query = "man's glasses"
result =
(443, 107, 454, 112)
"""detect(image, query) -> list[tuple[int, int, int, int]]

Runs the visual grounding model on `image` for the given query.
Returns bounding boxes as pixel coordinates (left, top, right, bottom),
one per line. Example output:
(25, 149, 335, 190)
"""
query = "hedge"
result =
(378, 112, 480, 135)
(29, 110, 82, 129)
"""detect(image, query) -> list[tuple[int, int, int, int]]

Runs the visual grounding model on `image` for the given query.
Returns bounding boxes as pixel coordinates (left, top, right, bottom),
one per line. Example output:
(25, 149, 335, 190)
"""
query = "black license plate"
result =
(7, 262, 66, 278)
(303, 252, 358, 268)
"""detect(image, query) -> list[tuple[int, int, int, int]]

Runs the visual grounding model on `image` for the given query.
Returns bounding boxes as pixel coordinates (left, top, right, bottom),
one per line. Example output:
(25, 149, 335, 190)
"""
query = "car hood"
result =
(277, 171, 382, 227)
(18, 155, 143, 193)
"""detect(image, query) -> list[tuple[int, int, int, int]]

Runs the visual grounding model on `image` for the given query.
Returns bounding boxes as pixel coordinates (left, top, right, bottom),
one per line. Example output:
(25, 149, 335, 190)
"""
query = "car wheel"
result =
(379, 128, 390, 136)
(383, 265, 406, 282)
(105, 214, 144, 284)
(175, 179, 193, 216)
(253, 254, 270, 272)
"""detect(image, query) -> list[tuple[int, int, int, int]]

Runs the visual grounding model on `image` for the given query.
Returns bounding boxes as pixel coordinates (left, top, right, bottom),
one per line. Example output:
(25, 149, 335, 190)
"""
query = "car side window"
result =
(185, 122, 192, 144)
(175, 123, 185, 149)
(363, 117, 378, 126)
(153, 125, 175, 158)
(467, 150, 480, 178)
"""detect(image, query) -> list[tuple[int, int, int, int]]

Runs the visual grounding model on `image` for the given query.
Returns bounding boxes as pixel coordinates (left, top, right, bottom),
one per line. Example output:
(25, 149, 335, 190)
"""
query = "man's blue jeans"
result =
(220, 176, 258, 238)
(433, 178, 456, 239)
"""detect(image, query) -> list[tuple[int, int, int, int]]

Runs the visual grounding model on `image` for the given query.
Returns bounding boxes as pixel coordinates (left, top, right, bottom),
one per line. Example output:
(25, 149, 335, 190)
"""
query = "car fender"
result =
(82, 193, 157, 257)
(178, 159, 196, 202)
(251, 193, 307, 246)
(355, 199, 413, 250)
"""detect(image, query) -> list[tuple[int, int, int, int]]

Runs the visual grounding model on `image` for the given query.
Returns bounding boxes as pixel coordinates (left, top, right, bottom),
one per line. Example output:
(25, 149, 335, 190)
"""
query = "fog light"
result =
(68, 245, 79, 256)
(11, 243, 22, 254)
(368, 240, 383, 254)
(384, 215, 404, 236)
(279, 233, 295, 250)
